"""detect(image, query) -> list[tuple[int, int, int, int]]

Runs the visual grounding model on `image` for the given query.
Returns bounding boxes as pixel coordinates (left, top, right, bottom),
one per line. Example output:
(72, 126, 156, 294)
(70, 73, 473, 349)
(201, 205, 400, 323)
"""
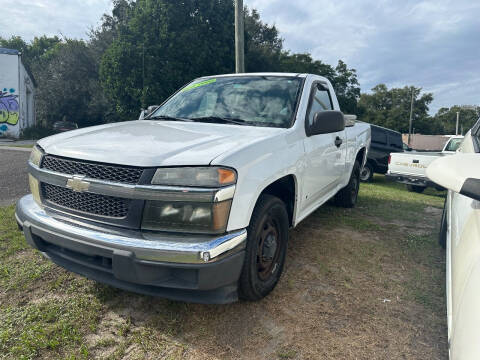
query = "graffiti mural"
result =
(0, 88, 19, 126)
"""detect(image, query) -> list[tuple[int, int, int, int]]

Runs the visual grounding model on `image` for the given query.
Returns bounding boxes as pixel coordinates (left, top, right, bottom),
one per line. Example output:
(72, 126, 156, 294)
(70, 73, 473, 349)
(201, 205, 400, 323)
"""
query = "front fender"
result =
(212, 133, 304, 232)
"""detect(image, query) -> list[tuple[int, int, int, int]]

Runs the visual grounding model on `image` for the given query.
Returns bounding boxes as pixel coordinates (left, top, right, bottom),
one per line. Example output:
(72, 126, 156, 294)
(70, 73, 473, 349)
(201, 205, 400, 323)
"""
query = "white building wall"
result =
(0, 52, 35, 138)
(19, 60, 36, 130)
(0, 53, 20, 137)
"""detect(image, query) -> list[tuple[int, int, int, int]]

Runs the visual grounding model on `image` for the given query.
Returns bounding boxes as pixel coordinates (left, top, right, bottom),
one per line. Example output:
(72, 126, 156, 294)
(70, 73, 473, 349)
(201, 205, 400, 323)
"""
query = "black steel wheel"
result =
(239, 194, 289, 301)
(335, 161, 361, 208)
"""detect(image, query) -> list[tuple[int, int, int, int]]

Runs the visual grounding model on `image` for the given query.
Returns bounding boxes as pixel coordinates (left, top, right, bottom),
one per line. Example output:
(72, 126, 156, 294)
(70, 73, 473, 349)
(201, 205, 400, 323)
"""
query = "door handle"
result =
(335, 136, 343, 148)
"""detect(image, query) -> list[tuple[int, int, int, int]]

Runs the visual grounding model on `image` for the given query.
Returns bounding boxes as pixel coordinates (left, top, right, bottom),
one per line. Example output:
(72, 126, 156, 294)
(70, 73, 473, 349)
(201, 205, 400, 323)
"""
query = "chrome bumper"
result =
(15, 194, 247, 264)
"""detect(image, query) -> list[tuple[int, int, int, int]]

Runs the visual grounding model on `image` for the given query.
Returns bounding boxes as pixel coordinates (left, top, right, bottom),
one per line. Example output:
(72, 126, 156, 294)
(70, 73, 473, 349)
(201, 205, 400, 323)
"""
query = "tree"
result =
(434, 106, 479, 135)
(100, 0, 236, 118)
(3, 1, 363, 128)
(331, 60, 360, 114)
(358, 84, 436, 133)
(99, 0, 362, 118)
(34, 40, 109, 127)
(0, 35, 61, 72)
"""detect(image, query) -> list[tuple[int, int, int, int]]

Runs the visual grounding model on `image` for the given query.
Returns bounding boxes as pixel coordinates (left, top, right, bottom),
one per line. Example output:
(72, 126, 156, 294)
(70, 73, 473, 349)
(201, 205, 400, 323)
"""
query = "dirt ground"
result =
(0, 177, 447, 359)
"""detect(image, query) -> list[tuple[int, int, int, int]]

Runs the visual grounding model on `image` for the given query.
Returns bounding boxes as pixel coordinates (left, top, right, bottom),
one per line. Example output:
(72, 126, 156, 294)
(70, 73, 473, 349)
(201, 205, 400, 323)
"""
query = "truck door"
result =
(301, 82, 347, 212)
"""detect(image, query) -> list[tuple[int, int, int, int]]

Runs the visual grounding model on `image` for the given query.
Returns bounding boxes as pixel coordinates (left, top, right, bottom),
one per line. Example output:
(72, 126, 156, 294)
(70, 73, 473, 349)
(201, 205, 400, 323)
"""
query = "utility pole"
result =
(456, 111, 459, 135)
(408, 88, 414, 146)
(235, 0, 245, 73)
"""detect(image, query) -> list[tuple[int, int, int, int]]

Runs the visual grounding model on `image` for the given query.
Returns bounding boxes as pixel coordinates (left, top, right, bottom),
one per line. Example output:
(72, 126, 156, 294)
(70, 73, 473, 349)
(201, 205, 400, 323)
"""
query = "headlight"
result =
(29, 145, 43, 167)
(29, 174, 42, 205)
(144, 167, 236, 233)
(141, 200, 232, 234)
(28, 146, 43, 205)
(151, 167, 236, 187)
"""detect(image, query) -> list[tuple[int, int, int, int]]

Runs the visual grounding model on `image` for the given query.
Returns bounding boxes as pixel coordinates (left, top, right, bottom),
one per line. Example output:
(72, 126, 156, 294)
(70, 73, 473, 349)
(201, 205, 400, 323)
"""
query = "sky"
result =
(0, 0, 478, 114)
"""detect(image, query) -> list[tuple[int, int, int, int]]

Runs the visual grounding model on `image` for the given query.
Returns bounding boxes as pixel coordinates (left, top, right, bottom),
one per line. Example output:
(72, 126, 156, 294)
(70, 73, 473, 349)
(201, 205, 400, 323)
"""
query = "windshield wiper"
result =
(190, 116, 250, 126)
(147, 115, 193, 122)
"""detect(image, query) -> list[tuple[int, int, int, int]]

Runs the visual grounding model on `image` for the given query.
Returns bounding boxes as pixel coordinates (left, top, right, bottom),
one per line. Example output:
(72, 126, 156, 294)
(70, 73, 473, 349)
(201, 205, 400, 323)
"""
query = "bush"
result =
(20, 125, 55, 140)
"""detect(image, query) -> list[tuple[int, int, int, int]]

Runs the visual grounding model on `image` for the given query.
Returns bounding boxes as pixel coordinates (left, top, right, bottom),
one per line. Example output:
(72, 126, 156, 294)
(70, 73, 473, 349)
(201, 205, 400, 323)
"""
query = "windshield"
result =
(445, 138, 463, 151)
(150, 76, 304, 128)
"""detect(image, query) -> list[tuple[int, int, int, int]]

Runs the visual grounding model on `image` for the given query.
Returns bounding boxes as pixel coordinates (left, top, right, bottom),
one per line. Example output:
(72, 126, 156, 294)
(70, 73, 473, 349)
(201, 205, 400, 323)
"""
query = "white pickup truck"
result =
(16, 73, 370, 303)
(386, 136, 464, 193)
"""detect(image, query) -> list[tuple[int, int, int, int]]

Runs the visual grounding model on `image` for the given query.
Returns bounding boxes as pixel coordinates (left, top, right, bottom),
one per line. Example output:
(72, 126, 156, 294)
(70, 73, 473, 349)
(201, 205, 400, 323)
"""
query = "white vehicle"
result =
(15, 73, 370, 304)
(427, 120, 480, 360)
(387, 135, 464, 193)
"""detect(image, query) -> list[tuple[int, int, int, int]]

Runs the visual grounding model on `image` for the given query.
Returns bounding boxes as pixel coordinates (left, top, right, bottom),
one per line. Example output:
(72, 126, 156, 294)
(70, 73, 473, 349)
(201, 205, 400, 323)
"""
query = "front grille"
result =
(42, 155, 144, 184)
(42, 183, 130, 218)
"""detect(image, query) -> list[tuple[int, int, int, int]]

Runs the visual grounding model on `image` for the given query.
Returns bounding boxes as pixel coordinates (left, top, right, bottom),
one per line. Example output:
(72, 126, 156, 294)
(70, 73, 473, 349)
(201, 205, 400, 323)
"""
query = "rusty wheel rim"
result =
(257, 213, 280, 281)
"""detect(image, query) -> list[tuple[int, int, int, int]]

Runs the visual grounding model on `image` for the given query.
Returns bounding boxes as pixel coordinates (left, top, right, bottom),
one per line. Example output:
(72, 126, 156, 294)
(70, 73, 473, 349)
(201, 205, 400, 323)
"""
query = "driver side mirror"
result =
(138, 105, 159, 120)
(427, 154, 480, 201)
(145, 105, 159, 116)
(307, 110, 345, 136)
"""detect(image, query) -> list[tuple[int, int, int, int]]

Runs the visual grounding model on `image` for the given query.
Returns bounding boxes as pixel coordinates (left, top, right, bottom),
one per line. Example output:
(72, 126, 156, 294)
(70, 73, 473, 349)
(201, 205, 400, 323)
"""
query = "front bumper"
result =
(15, 195, 247, 304)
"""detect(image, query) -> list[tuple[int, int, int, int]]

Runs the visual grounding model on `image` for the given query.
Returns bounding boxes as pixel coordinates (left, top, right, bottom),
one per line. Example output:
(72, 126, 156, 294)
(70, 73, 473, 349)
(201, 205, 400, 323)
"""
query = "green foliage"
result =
(1, 36, 114, 127)
(34, 39, 111, 127)
(0, 35, 61, 72)
(19, 124, 55, 140)
(358, 84, 436, 133)
(2, 1, 362, 126)
(100, 0, 236, 118)
(358, 83, 479, 134)
(99, 0, 361, 118)
(434, 105, 480, 135)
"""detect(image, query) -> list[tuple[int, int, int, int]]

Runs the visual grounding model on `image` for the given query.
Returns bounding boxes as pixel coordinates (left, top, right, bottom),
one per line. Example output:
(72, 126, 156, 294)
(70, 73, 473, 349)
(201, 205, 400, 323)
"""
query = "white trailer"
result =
(0, 48, 36, 138)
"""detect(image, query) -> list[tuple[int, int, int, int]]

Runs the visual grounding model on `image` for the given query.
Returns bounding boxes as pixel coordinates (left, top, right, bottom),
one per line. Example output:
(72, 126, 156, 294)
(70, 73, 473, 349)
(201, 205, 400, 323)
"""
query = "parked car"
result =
(53, 121, 78, 133)
(426, 120, 480, 359)
(16, 73, 371, 304)
(386, 135, 464, 193)
(360, 124, 403, 181)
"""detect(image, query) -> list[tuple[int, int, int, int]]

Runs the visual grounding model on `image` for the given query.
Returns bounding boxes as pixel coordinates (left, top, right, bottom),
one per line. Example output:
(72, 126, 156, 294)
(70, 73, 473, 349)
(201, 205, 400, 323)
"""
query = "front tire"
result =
(407, 184, 425, 193)
(238, 194, 289, 301)
(335, 161, 361, 208)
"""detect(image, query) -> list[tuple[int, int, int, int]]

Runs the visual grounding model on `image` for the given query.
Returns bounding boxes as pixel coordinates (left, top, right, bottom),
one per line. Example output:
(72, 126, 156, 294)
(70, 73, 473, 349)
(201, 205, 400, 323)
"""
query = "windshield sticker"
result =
(181, 78, 216, 92)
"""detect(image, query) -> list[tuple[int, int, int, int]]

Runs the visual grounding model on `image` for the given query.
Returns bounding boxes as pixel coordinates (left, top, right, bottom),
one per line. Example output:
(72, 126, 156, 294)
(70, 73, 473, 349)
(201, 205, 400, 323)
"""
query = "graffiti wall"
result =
(0, 88, 19, 137)
(0, 53, 20, 137)
(0, 51, 35, 138)
(0, 88, 19, 121)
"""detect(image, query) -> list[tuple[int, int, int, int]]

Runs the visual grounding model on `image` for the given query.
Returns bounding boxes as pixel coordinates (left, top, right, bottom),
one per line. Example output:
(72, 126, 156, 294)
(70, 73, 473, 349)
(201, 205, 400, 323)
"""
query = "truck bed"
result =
(388, 152, 447, 178)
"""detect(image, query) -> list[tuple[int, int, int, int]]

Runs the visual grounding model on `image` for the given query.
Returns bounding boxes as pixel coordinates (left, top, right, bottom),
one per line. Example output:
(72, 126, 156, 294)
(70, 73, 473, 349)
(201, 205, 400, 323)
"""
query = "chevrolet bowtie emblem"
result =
(66, 175, 90, 193)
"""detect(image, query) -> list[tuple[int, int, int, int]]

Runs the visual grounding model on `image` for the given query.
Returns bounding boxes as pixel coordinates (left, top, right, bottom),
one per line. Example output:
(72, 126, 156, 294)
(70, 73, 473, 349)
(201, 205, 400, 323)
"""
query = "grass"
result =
(0, 144, 34, 148)
(0, 175, 448, 359)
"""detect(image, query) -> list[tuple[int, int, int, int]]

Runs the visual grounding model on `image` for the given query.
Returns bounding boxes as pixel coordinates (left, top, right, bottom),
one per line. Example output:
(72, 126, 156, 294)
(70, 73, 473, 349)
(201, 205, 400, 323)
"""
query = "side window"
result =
(444, 138, 463, 152)
(307, 84, 333, 126)
(389, 134, 403, 149)
(371, 128, 387, 145)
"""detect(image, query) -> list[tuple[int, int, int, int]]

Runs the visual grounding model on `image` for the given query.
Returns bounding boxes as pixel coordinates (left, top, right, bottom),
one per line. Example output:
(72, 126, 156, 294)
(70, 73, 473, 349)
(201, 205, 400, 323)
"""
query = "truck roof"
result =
(370, 123, 402, 135)
(196, 72, 322, 80)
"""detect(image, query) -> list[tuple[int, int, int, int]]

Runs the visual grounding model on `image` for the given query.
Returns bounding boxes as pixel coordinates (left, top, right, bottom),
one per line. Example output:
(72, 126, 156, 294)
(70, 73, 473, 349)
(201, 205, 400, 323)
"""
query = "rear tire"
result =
(360, 162, 374, 182)
(335, 161, 361, 208)
(238, 194, 289, 301)
(407, 184, 425, 193)
(439, 198, 447, 249)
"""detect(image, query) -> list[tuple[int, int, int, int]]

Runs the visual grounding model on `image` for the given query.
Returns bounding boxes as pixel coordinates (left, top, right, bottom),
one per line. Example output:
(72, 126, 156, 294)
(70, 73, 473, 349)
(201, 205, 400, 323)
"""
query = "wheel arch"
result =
(253, 174, 298, 228)
(356, 147, 368, 167)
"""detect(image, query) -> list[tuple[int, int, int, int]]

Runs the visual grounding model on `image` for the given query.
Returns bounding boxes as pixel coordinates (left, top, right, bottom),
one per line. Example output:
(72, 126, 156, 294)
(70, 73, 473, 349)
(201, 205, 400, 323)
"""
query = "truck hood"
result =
(38, 120, 284, 167)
